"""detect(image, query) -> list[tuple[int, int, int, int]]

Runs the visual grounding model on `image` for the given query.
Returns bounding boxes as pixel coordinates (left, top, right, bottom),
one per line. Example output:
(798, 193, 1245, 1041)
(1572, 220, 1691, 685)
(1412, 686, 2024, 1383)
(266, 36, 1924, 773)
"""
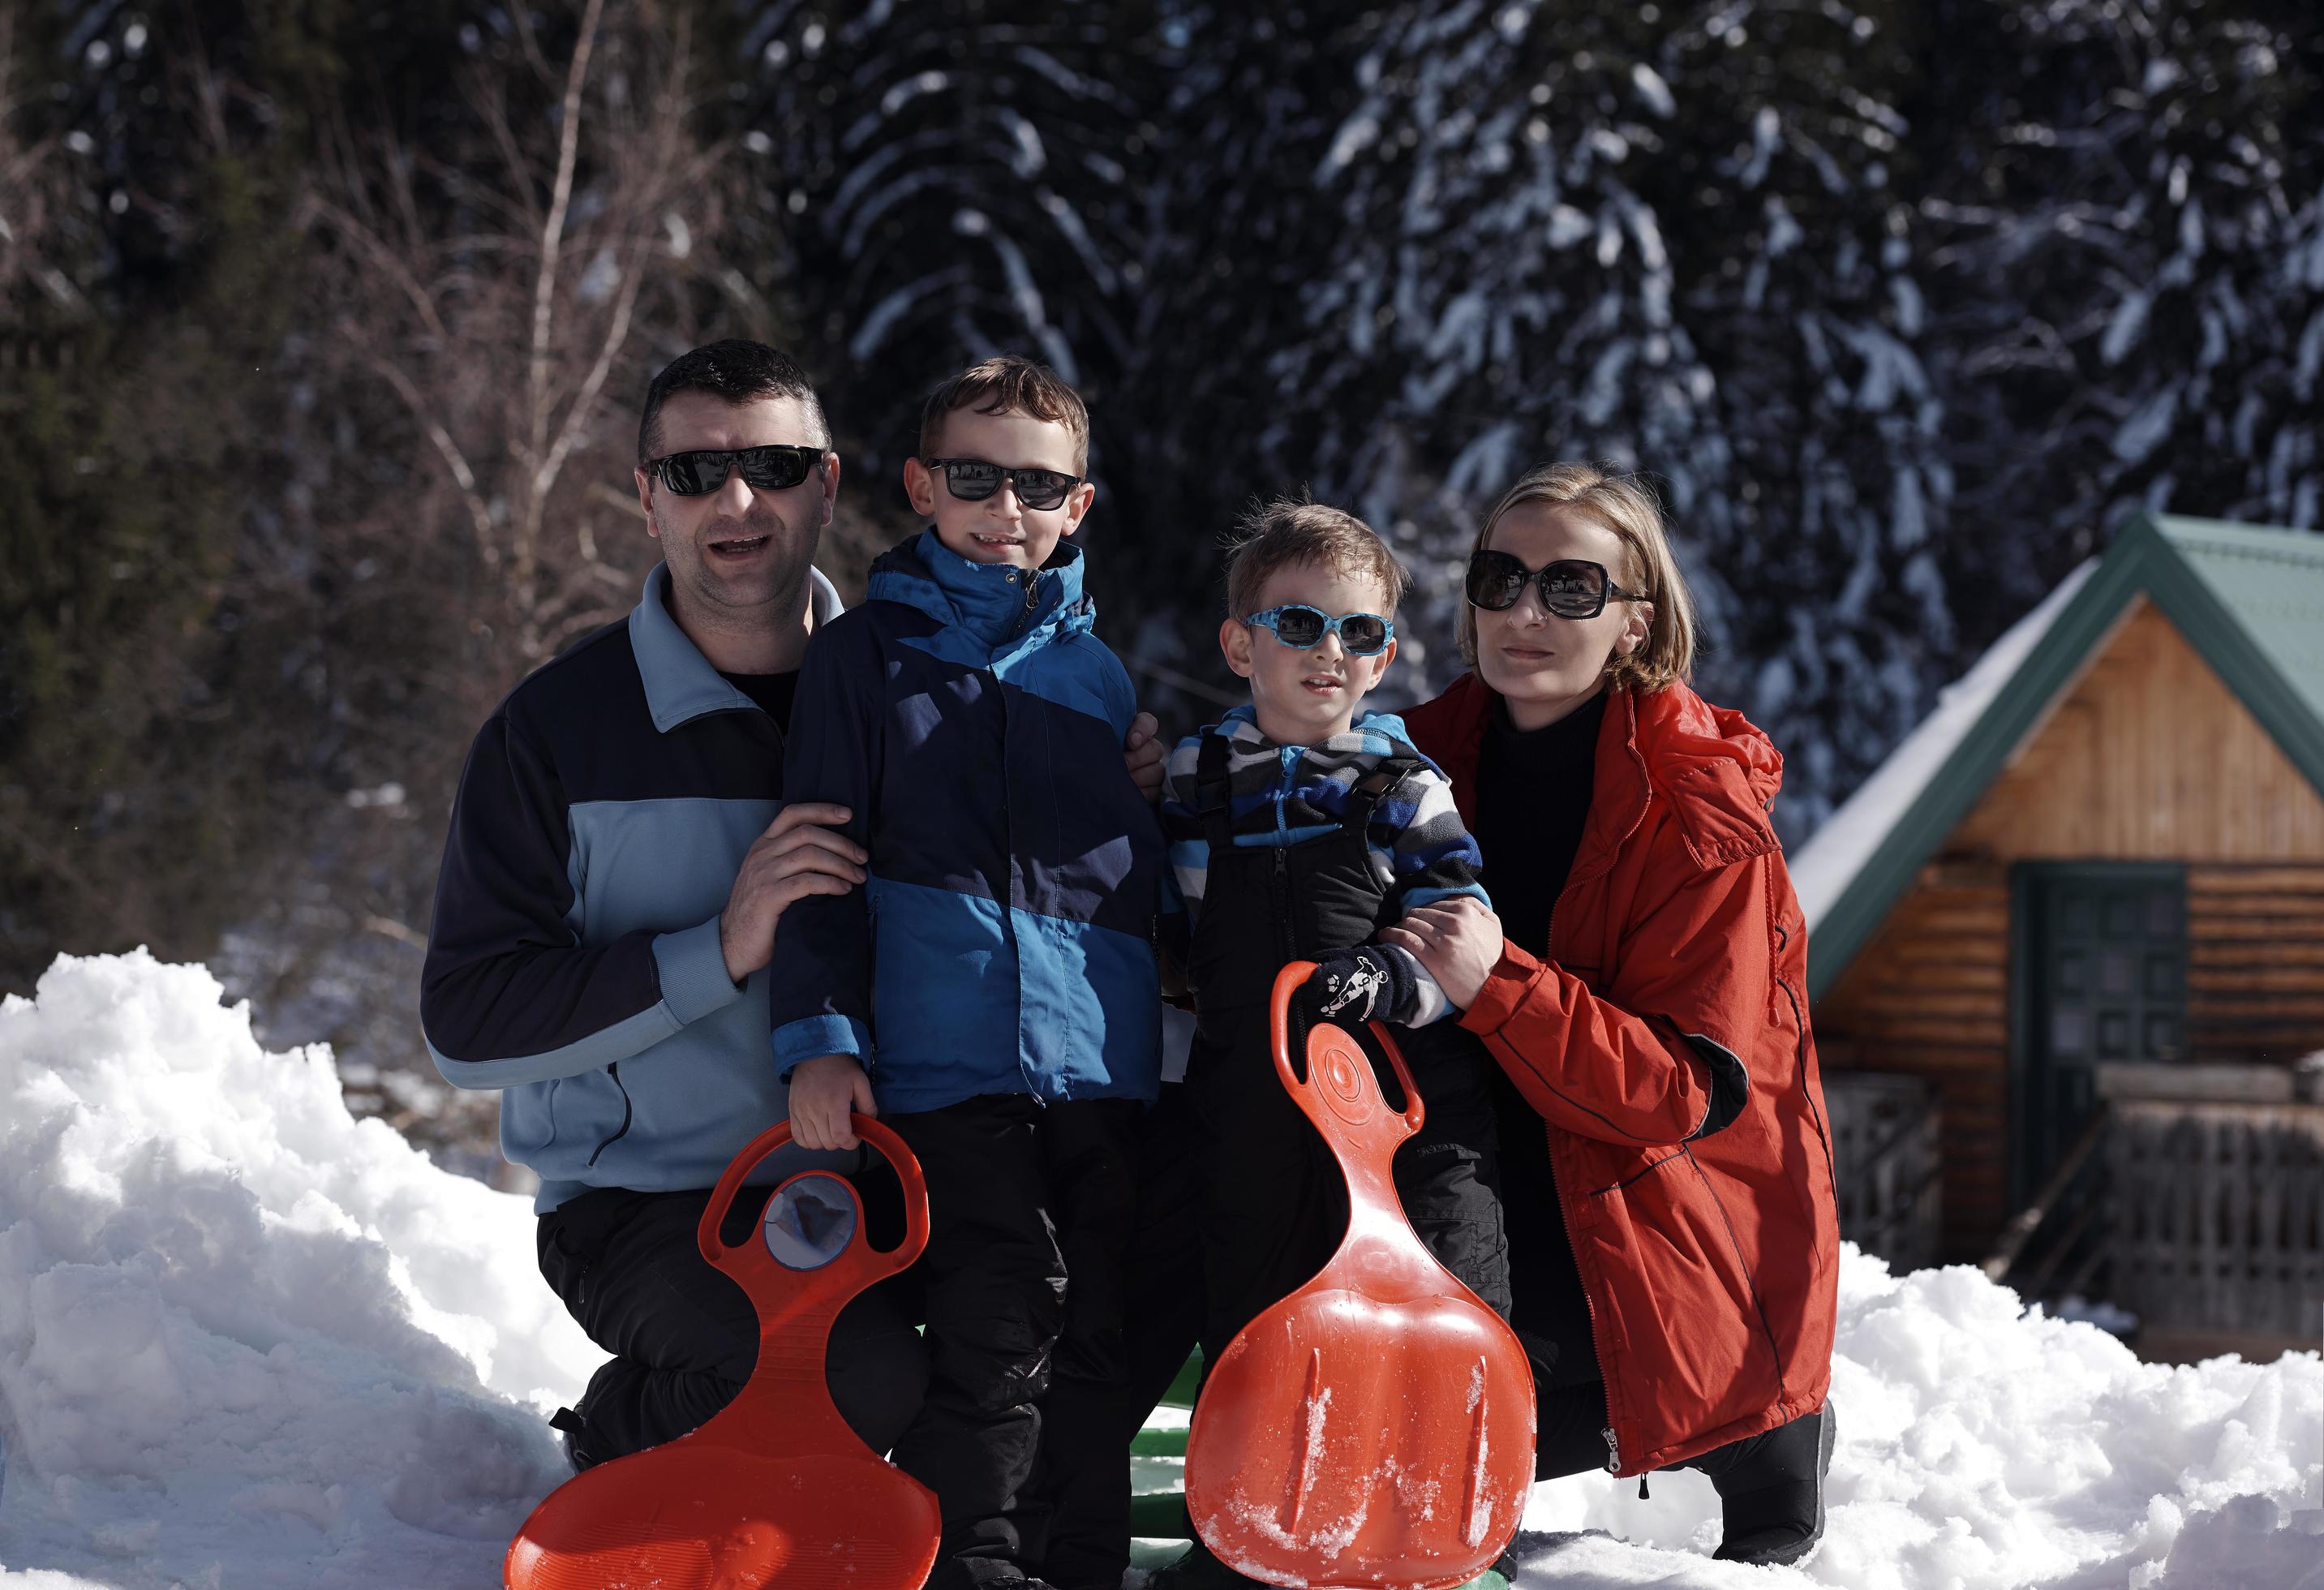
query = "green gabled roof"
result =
(1799, 513, 2324, 1001)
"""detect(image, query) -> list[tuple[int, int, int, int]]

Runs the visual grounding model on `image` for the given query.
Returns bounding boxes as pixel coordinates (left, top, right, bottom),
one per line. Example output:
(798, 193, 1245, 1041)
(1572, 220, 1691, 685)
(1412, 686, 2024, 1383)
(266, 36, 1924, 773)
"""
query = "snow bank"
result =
(0, 952, 596, 1588)
(2, 953, 2319, 1589)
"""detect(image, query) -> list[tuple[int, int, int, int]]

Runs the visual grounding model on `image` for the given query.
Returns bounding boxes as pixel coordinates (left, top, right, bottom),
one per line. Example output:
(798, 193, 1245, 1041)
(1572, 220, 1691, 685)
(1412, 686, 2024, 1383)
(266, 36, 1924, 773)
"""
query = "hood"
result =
(867, 529, 1097, 655)
(1407, 673, 1782, 870)
(1622, 681, 1785, 869)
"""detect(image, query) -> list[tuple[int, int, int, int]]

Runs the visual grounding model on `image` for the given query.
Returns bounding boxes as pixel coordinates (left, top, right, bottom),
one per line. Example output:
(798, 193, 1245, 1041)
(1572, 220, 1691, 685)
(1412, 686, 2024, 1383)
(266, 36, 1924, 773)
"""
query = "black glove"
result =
(1298, 946, 1416, 1029)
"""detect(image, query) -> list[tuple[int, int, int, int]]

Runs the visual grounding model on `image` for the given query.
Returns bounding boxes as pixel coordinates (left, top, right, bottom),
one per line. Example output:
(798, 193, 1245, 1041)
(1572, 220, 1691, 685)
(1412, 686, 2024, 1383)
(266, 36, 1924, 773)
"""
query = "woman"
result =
(1386, 462, 1841, 1566)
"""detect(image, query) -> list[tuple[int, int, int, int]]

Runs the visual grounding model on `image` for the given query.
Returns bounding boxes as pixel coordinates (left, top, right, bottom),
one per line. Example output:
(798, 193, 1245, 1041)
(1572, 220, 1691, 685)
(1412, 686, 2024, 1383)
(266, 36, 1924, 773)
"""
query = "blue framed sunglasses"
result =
(1244, 604, 1396, 656)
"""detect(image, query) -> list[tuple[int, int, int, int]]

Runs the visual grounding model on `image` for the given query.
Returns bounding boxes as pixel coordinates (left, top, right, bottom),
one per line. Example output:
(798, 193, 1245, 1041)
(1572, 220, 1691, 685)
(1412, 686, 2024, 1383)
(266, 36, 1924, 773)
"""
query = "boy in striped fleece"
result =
(1158, 503, 1510, 1468)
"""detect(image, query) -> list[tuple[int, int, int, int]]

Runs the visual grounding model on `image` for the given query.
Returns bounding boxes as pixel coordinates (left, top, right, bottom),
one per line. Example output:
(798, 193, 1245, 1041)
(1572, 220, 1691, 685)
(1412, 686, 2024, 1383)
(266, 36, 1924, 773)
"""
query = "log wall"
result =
(1814, 599, 2324, 1261)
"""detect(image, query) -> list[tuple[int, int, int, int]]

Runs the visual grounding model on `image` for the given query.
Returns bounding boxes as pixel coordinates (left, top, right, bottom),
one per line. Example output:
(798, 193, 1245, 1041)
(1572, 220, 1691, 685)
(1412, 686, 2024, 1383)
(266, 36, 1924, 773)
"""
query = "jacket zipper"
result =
(1774, 969, 1835, 1194)
(1005, 569, 1040, 642)
(586, 1062, 634, 1168)
(1770, 918, 1836, 1197)
(1544, 1128, 1622, 1472)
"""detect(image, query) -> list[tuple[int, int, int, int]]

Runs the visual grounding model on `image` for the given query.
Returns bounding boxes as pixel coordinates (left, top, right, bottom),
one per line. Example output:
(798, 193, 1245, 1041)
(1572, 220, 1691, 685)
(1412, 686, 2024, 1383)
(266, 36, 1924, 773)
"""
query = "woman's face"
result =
(1471, 501, 1652, 730)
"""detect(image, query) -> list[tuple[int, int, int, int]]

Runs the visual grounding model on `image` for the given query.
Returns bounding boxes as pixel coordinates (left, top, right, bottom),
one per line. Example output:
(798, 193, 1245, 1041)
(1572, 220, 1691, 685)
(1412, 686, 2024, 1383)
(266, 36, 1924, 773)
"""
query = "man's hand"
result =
(720, 802, 867, 983)
(1123, 711, 1165, 803)
(1377, 897, 1506, 1011)
(788, 1054, 875, 1150)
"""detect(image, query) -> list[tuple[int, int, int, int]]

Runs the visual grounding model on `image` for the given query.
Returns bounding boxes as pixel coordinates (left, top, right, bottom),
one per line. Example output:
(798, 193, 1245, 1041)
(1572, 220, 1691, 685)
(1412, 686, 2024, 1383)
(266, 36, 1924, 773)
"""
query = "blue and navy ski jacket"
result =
(421, 564, 859, 1212)
(767, 531, 1165, 1114)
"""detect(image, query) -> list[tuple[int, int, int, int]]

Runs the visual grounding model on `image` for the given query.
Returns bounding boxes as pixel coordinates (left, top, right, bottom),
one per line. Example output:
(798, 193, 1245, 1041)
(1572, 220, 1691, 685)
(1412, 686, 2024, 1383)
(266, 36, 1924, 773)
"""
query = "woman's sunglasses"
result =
(1465, 550, 1647, 620)
(1244, 604, 1395, 657)
(648, 444, 827, 496)
(923, 458, 1085, 513)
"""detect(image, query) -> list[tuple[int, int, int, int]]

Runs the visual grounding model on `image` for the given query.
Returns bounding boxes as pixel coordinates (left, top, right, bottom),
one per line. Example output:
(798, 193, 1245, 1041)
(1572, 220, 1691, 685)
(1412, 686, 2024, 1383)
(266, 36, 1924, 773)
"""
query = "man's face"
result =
(634, 392, 837, 625)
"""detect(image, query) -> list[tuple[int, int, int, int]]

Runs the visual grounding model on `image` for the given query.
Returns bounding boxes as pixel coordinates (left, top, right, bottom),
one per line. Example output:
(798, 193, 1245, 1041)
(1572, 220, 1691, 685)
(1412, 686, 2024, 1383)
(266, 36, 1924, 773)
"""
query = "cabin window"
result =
(2013, 863, 2189, 1201)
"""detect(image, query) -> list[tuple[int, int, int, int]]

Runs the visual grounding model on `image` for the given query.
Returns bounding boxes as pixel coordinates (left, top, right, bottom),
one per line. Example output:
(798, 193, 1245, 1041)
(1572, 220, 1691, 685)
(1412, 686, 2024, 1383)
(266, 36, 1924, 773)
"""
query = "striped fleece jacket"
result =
(1159, 706, 1489, 1024)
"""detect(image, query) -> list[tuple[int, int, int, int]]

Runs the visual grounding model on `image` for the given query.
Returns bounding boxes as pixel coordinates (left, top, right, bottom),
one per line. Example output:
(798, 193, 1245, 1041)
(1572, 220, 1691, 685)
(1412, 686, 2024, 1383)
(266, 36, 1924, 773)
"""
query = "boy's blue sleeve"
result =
(767, 614, 883, 1077)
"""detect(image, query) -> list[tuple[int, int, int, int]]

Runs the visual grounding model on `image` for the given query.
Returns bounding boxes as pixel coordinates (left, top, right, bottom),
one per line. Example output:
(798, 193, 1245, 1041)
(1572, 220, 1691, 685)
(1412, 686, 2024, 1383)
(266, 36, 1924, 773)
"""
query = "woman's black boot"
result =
(1690, 1401, 1836, 1566)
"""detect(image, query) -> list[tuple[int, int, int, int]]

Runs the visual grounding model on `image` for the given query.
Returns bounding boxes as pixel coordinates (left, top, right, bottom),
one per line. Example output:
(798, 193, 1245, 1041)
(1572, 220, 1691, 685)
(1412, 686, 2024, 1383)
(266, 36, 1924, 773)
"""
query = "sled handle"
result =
(1270, 960, 1425, 1142)
(696, 1115, 930, 1295)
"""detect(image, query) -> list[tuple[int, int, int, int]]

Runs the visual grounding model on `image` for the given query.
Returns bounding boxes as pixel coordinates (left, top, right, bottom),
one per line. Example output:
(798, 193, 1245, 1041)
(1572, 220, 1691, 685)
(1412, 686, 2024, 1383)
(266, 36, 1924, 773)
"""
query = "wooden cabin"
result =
(1793, 514, 2324, 1356)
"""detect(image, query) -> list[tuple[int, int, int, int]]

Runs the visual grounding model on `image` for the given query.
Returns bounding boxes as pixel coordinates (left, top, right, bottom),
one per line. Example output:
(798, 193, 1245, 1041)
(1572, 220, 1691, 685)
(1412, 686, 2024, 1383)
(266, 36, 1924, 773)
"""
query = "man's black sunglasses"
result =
(647, 444, 827, 496)
(1465, 549, 1648, 620)
(922, 458, 1085, 513)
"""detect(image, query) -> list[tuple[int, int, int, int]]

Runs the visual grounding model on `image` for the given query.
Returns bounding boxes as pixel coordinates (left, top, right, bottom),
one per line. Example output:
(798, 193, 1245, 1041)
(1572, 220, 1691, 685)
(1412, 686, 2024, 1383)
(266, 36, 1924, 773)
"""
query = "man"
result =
(419, 339, 1162, 1469)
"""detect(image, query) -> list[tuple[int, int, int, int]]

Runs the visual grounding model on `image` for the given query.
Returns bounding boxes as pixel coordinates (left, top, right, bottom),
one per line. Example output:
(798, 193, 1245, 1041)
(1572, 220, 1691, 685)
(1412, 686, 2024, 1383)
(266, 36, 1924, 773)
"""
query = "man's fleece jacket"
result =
(767, 530, 1165, 1114)
(420, 563, 855, 1213)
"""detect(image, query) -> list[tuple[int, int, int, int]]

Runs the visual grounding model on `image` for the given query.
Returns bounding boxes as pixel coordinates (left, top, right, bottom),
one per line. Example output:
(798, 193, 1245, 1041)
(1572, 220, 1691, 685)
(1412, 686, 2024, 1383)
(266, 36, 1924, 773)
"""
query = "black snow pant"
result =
(537, 1160, 926, 1469)
(1025, 1082, 1209, 1590)
(881, 1093, 1141, 1590)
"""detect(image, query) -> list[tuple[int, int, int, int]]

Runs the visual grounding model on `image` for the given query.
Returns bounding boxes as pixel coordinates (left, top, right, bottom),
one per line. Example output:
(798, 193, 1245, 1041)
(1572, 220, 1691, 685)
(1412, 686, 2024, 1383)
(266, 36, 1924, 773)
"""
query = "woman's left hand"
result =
(1378, 896, 1506, 1011)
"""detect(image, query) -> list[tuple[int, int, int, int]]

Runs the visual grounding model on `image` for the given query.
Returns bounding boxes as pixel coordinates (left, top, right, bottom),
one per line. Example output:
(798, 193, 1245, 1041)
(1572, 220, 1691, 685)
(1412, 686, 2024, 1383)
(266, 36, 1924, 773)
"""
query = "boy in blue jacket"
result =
(767, 356, 1162, 1590)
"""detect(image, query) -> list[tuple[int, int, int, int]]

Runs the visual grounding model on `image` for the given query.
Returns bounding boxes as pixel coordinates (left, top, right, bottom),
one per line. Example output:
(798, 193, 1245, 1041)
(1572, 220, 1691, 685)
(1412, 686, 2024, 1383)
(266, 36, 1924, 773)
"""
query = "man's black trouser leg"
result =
(537, 1168, 926, 1468)
(883, 1096, 1073, 1590)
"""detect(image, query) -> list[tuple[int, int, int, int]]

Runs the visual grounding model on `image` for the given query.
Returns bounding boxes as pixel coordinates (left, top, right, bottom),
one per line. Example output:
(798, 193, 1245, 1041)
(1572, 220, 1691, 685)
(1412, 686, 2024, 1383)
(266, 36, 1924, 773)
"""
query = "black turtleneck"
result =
(1472, 685, 1606, 960)
(1472, 684, 1609, 1390)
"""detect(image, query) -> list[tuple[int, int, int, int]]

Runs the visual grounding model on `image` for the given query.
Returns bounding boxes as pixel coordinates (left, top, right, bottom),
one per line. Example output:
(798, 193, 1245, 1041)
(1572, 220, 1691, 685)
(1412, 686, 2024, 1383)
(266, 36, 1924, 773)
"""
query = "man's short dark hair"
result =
(638, 339, 831, 466)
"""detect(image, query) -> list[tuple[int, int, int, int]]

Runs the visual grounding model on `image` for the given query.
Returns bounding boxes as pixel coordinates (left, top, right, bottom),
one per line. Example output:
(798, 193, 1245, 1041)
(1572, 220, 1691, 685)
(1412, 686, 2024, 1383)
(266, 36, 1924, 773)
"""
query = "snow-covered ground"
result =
(2, 953, 2318, 1590)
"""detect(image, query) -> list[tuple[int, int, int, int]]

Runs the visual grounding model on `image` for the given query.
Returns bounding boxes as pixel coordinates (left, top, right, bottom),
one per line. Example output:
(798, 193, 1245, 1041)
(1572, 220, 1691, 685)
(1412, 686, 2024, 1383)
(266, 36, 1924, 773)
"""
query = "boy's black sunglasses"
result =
(922, 458, 1085, 513)
(647, 444, 827, 496)
(1465, 550, 1647, 620)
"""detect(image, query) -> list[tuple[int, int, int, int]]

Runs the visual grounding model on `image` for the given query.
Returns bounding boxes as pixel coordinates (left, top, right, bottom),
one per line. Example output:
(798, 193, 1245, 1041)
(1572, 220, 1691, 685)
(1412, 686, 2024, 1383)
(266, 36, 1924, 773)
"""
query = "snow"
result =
(4, 952, 2321, 1588)
(1790, 560, 2097, 932)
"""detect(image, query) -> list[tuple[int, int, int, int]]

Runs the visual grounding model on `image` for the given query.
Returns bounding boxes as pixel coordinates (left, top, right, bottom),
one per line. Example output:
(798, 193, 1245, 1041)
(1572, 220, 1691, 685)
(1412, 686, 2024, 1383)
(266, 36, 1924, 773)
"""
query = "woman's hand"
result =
(1377, 896, 1506, 1011)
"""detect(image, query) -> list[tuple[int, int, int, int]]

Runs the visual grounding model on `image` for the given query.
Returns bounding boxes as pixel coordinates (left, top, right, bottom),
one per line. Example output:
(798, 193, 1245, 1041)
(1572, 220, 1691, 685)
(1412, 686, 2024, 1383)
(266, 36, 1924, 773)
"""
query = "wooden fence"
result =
(1824, 1071, 1944, 1273)
(2108, 1098, 2324, 1338)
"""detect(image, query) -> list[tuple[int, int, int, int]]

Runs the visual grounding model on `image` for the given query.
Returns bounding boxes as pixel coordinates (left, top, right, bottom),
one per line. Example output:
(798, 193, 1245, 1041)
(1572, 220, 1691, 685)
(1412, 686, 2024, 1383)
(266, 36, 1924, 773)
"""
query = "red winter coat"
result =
(1403, 674, 1838, 1476)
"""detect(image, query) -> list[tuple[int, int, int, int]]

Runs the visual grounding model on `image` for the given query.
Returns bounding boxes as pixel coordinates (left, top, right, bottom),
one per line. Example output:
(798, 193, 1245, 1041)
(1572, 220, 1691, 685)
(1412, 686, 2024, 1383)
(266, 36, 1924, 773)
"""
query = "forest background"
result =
(3, 0, 2319, 1180)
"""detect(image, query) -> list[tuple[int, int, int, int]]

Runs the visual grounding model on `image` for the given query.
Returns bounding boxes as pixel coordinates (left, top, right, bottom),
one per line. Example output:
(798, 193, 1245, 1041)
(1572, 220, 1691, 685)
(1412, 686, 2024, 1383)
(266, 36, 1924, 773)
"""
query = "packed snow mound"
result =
(1, 952, 2320, 1589)
(0, 952, 597, 1588)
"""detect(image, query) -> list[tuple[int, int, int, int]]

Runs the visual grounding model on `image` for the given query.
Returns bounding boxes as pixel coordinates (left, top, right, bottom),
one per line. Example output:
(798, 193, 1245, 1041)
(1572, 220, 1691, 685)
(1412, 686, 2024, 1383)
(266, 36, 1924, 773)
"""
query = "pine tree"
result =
(731, 1, 1166, 470)
(1183, 0, 1946, 829)
(1920, 0, 2324, 630)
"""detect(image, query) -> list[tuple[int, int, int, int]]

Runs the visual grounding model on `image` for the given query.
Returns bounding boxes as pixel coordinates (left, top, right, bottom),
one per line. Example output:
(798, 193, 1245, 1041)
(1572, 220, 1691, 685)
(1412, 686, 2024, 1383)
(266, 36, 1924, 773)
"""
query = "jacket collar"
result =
(1212, 703, 1426, 764)
(1417, 673, 1781, 876)
(867, 529, 1095, 654)
(630, 561, 844, 733)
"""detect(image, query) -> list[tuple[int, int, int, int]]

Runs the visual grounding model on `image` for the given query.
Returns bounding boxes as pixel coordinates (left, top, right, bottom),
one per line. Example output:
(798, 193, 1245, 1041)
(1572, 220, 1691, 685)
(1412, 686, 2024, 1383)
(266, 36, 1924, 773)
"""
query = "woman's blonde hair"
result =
(1455, 462, 1697, 692)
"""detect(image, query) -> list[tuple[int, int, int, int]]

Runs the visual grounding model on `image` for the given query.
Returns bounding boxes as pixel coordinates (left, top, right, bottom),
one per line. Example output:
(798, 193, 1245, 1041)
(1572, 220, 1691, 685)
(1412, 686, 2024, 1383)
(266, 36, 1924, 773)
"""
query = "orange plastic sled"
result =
(505, 1115, 939, 1590)
(1186, 963, 1536, 1589)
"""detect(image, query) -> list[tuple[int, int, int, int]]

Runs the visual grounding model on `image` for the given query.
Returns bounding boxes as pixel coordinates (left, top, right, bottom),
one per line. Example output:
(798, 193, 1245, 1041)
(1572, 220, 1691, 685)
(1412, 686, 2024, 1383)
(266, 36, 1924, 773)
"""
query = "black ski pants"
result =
(881, 1093, 1141, 1590)
(537, 1164, 926, 1468)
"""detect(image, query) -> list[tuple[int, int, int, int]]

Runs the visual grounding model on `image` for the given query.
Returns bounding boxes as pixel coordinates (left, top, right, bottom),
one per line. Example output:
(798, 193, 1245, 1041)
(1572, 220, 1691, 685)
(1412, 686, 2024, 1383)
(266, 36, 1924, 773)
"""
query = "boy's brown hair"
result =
(1224, 499, 1412, 619)
(917, 355, 1091, 472)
